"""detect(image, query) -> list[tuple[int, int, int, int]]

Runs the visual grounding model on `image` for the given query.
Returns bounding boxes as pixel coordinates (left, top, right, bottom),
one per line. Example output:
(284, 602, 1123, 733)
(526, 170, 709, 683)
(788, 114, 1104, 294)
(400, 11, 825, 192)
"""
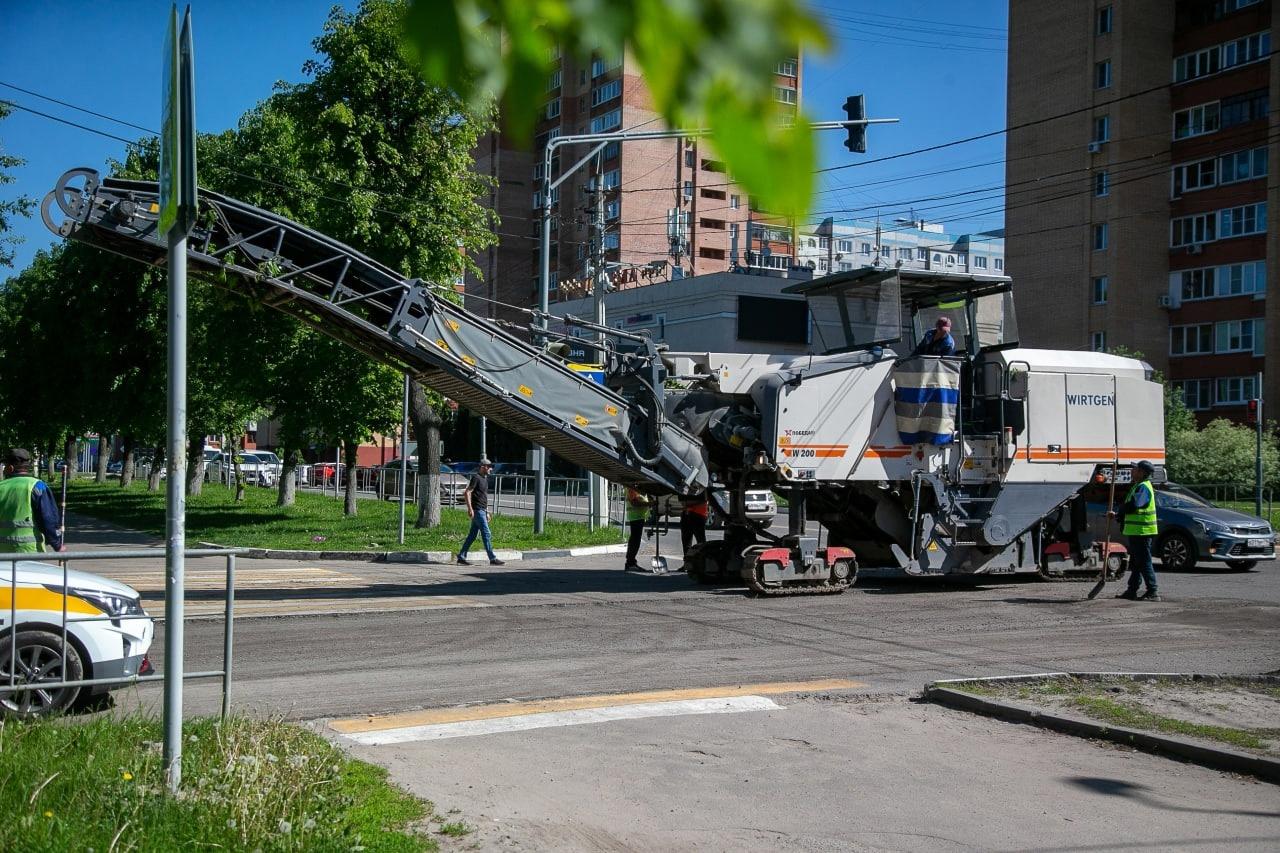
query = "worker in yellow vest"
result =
(0, 448, 66, 553)
(624, 487, 652, 572)
(1112, 460, 1159, 601)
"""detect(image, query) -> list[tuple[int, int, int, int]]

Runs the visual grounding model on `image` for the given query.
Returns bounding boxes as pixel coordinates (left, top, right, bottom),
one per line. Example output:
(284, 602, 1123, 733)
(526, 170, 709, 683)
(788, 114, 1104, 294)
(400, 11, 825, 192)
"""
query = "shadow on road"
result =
(1065, 777, 1280, 819)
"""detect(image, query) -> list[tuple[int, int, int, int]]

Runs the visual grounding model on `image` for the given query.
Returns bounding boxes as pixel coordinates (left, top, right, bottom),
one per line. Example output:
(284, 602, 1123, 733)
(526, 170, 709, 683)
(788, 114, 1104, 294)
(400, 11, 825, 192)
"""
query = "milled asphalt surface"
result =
(62, 515, 1280, 850)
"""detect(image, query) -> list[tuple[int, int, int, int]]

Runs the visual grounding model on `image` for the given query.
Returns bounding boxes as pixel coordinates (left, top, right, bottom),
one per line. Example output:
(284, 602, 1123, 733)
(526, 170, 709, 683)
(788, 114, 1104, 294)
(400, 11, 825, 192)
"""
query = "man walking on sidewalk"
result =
(457, 459, 504, 566)
(0, 448, 65, 553)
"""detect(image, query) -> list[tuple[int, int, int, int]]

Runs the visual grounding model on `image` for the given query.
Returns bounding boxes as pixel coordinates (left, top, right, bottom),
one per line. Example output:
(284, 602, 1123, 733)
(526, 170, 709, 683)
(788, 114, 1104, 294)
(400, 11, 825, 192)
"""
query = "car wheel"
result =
(1226, 559, 1257, 571)
(1158, 531, 1197, 571)
(0, 630, 84, 718)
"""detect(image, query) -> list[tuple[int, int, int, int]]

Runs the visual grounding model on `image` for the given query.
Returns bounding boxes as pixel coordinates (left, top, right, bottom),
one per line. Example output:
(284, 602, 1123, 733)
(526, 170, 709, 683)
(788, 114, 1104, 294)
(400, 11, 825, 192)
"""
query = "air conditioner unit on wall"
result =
(1157, 294, 1172, 308)
(1087, 141, 1102, 154)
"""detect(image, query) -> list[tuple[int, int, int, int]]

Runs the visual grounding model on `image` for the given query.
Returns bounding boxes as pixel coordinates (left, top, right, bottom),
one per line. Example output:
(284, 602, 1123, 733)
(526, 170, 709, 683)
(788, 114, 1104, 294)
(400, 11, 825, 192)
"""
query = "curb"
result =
(196, 541, 630, 564)
(923, 673, 1280, 785)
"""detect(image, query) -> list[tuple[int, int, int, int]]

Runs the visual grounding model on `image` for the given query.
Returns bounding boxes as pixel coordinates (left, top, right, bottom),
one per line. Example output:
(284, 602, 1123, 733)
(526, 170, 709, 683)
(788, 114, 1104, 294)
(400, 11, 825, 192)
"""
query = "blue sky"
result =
(0, 0, 1008, 273)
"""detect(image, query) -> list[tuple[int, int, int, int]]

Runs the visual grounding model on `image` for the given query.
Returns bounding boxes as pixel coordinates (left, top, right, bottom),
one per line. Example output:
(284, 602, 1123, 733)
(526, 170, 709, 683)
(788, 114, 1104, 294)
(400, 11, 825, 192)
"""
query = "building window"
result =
(1170, 212, 1216, 247)
(589, 109, 621, 133)
(1094, 171, 1109, 197)
(945, 253, 956, 266)
(730, 194, 740, 210)
(818, 237, 830, 249)
(547, 69, 562, 91)
(603, 232, 620, 250)
(916, 247, 928, 260)
(1219, 202, 1267, 238)
(545, 99, 561, 119)
(1177, 379, 1213, 411)
(605, 199, 620, 220)
(993, 258, 1004, 271)
(1171, 158, 1217, 196)
(1180, 267, 1216, 300)
(603, 141, 620, 160)
(591, 79, 622, 107)
(1091, 331, 1107, 352)
(700, 187, 726, 200)
(974, 255, 988, 269)
(699, 218, 726, 230)
(898, 248, 913, 261)
(776, 59, 798, 76)
(933, 253, 943, 265)
(592, 169, 619, 190)
(1215, 318, 1263, 354)
(1095, 60, 1112, 89)
(861, 242, 872, 254)
(698, 246, 726, 260)
(818, 258, 829, 272)
(1220, 260, 1267, 296)
(591, 56, 620, 78)
(1092, 223, 1108, 251)
(1096, 5, 1112, 34)
(1220, 89, 1269, 128)
(774, 86, 798, 105)
(1222, 31, 1271, 69)
(883, 246, 893, 258)
(683, 180, 693, 199)
(834, 239, 851, 253)
(838, 262, 853, 271)
(1216, 375, 1259, 406)
(1219, 146, 1268, 185)
(1170, 324, 1213, 355)
(1173, 46, 1221, 83)
(1092, 115, 1110, 143)
(1174, 102, 1220, 139)
(1092, 275, 1108, 304)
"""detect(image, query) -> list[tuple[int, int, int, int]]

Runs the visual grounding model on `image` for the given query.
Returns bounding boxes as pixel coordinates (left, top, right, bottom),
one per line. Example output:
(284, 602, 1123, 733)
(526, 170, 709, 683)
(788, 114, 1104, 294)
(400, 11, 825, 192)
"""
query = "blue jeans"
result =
(1126, 535, 1157, 593)
(459, 509, 496, 560)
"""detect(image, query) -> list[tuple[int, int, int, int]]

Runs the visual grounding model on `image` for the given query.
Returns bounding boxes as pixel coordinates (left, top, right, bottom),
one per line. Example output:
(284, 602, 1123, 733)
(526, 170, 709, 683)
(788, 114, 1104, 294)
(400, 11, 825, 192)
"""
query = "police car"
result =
(1, 561, 154, 717)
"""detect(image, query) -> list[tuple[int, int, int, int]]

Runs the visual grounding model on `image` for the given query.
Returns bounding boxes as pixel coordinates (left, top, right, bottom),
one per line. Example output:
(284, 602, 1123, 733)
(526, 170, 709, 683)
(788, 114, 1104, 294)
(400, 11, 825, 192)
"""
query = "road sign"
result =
(159, 5, 197, 236)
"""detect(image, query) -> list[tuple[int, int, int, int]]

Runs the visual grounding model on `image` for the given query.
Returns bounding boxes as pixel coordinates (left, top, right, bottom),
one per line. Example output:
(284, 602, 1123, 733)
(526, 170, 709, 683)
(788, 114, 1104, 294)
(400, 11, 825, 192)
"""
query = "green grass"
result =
(953, 676, 1275, 751)
(0, 714, 438, 852)
(67, 479, 622, 552)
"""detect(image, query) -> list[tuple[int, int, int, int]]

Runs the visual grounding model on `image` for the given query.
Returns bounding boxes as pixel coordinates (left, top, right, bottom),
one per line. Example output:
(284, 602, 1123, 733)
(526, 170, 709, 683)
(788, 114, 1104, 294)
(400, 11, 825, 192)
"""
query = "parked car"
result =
(708, 488, 778, 528)
(380, 459, 468, 504)
(1085, 482, 1275, 570)
(246, 450, 283, 479)
(204, 452, 277, 487)
(1, 561, 154, 717)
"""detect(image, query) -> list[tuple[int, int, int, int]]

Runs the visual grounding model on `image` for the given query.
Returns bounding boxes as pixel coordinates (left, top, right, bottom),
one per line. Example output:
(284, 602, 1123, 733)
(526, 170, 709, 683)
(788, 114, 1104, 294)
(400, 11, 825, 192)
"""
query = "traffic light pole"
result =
(1255, 372, 1264, 518)
(534, 111, 896, 531)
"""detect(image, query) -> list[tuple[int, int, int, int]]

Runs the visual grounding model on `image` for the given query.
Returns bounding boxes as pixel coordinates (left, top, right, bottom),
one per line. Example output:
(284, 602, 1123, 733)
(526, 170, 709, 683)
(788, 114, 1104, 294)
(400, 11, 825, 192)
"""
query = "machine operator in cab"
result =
(913, 316, 955, 357)
(1112, 460, 1159, 602)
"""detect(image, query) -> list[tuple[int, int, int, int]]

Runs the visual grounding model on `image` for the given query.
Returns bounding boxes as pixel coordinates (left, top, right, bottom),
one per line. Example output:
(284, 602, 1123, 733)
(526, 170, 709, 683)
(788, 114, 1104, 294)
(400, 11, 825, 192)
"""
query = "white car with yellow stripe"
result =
(1, 561, 154, 717)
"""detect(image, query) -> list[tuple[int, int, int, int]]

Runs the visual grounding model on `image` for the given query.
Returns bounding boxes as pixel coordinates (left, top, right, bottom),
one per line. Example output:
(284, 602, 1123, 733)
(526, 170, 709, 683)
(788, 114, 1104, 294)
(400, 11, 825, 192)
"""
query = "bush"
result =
(1166, 418, 1280, 489)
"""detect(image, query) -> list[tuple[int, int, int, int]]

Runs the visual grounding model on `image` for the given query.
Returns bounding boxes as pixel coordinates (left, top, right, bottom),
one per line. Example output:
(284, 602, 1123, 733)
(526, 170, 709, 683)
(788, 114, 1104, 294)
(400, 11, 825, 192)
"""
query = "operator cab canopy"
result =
(781, 267, 1018, 358)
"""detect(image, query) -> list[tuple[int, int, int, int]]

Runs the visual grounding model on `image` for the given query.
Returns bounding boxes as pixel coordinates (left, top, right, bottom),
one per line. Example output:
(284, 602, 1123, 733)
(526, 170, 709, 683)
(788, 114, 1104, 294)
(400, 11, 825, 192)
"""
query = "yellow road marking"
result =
(330, 678, 863, 734)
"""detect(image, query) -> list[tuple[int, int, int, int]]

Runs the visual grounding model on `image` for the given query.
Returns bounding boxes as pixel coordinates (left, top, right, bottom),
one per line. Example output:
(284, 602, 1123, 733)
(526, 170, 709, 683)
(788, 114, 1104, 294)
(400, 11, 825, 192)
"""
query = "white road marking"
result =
(341, 695, 783, 745)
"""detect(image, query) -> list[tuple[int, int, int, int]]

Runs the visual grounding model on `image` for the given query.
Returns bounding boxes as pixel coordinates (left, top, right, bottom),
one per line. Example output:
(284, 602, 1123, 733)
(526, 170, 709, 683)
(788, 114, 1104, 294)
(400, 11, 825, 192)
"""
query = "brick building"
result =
(1006, 0, 1276, 421)
(466, 51, 802, 321)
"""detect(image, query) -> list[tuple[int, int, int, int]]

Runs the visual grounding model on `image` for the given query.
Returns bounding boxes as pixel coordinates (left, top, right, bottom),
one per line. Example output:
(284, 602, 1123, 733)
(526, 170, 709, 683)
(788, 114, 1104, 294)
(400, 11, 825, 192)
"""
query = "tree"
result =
(1166, 419, 1280, 490)
(405, 0, 828, 218)
(0, 102, 35, 269)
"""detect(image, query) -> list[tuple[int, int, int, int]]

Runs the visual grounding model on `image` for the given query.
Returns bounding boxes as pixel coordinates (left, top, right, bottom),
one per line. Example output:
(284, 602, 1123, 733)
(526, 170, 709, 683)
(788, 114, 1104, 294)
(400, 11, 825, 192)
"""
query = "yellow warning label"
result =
(461, 354, 476, 366)
(605, 405, 618, 416)
(778, 436, 791, 446)
(927, 541, 940, 552)
(574, 415, 588, 426)
(447, 319, 460, 332)
(435, 339, 450, 351)
(518, 385, 534, 397)
(149, 202, 160, 213)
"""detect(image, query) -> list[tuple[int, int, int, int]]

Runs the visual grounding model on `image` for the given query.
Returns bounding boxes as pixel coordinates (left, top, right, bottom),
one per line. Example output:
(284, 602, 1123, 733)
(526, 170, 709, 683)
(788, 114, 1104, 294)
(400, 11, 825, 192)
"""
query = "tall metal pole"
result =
(162, 225, 187, 791)
(535, 158, 555, 534)
(589, 169, 609, 530)
(480, 416, 487, 460)
(399, 374, 409, 544)
(1256, 371, 1264, 518)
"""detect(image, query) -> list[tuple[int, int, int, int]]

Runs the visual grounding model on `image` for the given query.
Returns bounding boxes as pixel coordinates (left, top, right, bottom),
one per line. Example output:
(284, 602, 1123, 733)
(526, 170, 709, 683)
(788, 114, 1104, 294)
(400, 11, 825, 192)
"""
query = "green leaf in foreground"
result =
(403, 0, 830, 217)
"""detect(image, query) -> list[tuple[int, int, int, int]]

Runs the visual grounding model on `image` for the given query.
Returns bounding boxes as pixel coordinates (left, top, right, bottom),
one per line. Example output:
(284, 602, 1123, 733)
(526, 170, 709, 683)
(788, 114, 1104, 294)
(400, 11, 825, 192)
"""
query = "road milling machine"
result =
(43, 168, 1165, 596)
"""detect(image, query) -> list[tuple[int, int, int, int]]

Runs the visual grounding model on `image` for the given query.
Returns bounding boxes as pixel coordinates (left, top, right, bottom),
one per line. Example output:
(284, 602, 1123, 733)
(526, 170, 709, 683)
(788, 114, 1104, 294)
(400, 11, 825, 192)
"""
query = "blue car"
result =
(1088, 482, 1275, 571)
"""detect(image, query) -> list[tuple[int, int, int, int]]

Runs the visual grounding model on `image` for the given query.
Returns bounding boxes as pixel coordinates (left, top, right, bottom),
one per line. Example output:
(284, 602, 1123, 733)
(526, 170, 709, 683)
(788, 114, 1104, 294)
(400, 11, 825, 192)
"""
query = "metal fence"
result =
(1180, 483, 1274, 518)
(2, 548, 240, 718)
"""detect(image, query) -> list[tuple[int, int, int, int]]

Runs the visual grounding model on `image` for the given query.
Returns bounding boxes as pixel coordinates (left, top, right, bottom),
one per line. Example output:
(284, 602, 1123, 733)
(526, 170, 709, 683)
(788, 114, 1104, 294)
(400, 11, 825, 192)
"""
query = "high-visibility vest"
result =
(1123, 480, 1158, 537)
(626, 489, 651, 522)
(0, 476, 41, 553)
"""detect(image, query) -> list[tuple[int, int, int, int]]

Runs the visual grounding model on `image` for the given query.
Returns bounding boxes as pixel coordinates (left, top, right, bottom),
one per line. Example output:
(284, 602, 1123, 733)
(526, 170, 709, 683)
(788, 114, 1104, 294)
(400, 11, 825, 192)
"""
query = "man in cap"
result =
(0, 448, 66, 553)
(1112, 459, 1159, 601)
(913, 316, 956, 357)
(457, 458, 504, 566)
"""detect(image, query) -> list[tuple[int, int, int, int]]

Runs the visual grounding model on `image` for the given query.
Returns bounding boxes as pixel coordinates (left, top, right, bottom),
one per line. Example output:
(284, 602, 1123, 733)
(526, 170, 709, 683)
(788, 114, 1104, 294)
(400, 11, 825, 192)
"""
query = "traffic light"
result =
(843, 94, 866, 153)
(1246, 398, 1260, 424)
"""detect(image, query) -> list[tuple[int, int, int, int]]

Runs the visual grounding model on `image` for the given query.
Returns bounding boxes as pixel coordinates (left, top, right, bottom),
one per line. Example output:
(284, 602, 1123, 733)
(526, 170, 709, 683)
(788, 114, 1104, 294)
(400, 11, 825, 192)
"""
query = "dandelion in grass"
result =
(121, 771, 134, 781)
(278, 819, 292, 835)
(43, 810, 53, 818)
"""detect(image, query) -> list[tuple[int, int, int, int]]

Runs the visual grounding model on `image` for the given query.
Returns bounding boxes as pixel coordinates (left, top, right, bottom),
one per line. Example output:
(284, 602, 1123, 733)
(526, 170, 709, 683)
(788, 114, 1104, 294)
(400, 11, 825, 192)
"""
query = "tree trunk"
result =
(94, 434, 109, 483)
(44, 437, 58, 481)
(343, 440, 359, 516)
(146, 444, 165, 492)
(186, 433, 206, 496)
(409, 380, 442, 528)
(231, 436, 246, 502)
(277, 446, 299, 507)
(62, 435, 79, 479)
(120, 436, 136, 488)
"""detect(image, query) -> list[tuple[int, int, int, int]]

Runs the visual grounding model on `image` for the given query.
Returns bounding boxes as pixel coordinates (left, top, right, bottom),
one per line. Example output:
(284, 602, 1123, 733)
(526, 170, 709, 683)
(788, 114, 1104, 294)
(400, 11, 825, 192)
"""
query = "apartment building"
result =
(465, 51, 802, 321)
(791, 218, 1005, 277)
(1007, 0, 1277, 422)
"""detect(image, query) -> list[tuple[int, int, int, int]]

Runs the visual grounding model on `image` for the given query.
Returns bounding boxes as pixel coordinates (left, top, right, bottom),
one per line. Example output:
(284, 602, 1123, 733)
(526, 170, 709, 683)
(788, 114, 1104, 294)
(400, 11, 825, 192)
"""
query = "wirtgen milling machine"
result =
(43, 169, 1165, 595)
